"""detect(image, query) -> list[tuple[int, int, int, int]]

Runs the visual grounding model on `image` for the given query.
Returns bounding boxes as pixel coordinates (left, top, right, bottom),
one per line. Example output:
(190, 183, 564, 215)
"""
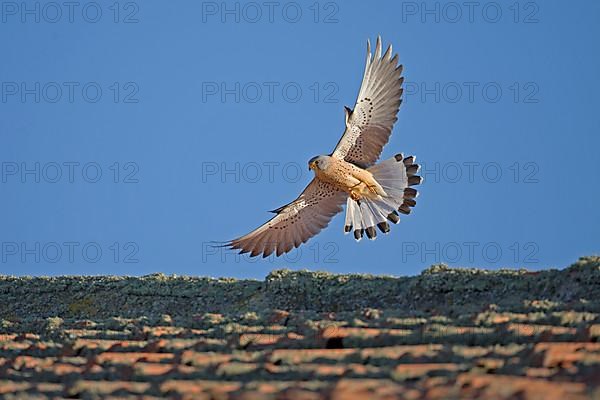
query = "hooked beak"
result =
(309, 161, 316, 171)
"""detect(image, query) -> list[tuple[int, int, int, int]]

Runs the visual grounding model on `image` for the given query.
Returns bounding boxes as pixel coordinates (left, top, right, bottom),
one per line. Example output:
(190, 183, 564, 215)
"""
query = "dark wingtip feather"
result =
(366, 226, 377, 240)
(403, 155, 422, 188)
(398, 204, 411, 215)
(377, 221, 390, 233)
(397, 172, 420, 216)
(404, 187, 418, 199)
(344, 225, 352, 233)
(408, 175, 422, 186)
(250, 249, 261, 258)
(406, 164, 420, 175)
(354, 229, 364, 241)
(387, 211, 400, 224)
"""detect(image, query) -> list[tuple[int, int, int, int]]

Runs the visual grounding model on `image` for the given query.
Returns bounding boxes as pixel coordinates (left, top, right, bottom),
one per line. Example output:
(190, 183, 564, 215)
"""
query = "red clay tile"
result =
(15, 333, 40, 341)
(237, 333, 281, 348)
(95, 352, 175, 364)
(311, 364, 347, 377)
(134, 362, 173, 376)
(0, 381, 31, 394)
(73, 338, 126, 351)
(456, 373, 589, 400)
(393, 363, 462, 378)
(321, 326, 382, 339)
(533, 342, 600, 368)
(52, 363, 84, 375)
(143, 326, 184, 337)
(506, 323, 577, 339)
(11, 355, 53, 370)
(0, 334, 17, 342)
(180, 350, 232, 366)
(269, 348, 359, 364)
(1, 342, 30, 351)
(67, 380, 151, 395)
(160, 379, 242, 394)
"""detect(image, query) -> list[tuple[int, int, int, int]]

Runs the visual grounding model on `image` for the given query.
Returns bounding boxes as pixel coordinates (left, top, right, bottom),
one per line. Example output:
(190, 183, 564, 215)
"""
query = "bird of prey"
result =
(226, 36, 422, 258)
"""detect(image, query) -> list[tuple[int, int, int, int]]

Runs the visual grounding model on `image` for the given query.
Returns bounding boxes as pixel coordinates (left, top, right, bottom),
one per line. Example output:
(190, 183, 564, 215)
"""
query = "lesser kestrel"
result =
(226, 36, 422, 258)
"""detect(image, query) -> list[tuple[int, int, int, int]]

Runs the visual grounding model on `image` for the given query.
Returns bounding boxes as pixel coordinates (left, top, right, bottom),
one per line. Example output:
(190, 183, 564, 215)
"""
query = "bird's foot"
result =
(350, 190, 361, 202)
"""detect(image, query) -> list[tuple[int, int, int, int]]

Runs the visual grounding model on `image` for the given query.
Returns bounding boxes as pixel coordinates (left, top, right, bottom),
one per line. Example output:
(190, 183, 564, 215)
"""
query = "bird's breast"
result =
(315, 158, 363, 191)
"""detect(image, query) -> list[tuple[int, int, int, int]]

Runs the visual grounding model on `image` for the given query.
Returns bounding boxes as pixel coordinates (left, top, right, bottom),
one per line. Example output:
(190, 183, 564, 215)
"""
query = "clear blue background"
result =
(1, 0, 599, 277)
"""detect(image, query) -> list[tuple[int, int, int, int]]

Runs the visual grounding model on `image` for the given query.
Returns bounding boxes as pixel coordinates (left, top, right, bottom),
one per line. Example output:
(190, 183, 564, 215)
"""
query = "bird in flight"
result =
(226, 36, 421, 258)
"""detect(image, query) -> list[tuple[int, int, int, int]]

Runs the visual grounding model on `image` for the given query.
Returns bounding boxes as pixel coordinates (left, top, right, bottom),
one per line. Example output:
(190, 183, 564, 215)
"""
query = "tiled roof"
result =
(1, 256, 599, 399)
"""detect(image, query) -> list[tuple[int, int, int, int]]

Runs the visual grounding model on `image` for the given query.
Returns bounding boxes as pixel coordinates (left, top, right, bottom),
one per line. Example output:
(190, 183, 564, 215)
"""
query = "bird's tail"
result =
(344, 154, 422, 241)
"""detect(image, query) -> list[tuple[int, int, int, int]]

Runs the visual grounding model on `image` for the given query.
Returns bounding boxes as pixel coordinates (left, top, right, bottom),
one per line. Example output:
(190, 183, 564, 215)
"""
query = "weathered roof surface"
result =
(1, 256, 599, 399)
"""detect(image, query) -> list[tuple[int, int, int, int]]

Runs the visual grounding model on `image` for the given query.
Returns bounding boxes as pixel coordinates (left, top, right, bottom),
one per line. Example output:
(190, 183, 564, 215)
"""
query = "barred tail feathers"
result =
(343, 153, 422, 241)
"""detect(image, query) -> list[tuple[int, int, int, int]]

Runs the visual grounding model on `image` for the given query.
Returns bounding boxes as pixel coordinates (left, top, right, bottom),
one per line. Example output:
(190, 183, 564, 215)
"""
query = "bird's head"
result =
(308, 155, 330, 171)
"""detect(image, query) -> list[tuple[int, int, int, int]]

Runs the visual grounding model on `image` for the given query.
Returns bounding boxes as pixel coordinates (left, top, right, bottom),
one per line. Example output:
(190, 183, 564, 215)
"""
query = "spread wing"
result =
(226, 179, 347, 258)
(332, 36, 404, 168)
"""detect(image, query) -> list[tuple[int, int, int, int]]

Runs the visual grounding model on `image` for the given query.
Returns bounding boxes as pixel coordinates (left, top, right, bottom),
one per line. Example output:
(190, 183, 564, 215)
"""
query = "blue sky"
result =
(1, 1, 599, 278)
